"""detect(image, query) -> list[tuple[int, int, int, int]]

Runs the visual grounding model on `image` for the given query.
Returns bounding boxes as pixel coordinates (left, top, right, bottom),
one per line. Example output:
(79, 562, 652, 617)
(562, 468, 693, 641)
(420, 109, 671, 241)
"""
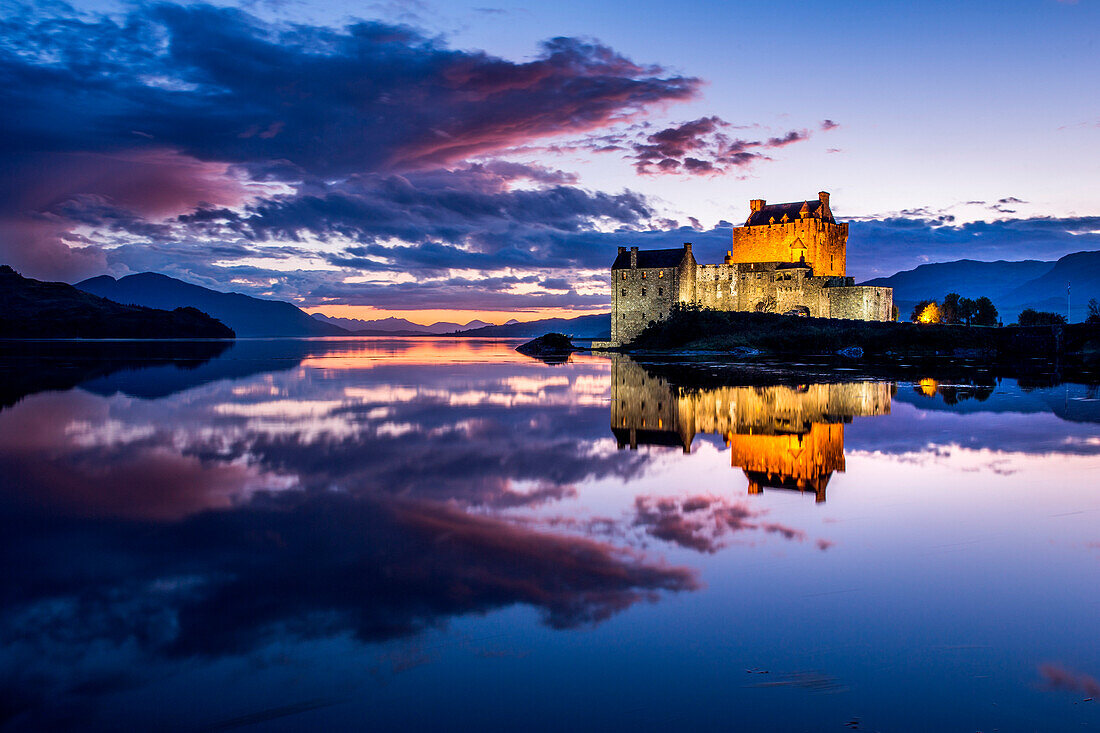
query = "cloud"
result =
(821, 119, 840, 131)
(628, 117, 812, 176)
(848, 215, 1100, 280)
(0, 1, 700, 283)
(0, 4, 699, 177)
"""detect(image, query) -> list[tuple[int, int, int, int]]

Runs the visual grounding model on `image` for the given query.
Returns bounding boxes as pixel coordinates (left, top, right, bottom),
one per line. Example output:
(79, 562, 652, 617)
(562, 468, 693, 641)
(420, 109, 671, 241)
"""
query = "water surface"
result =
(1, 338, 1098, 731)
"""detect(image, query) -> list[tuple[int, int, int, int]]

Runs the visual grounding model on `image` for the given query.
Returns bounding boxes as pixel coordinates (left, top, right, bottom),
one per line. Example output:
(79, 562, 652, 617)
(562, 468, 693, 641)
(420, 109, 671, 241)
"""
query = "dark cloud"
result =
(821, 119, 840, 131)
(628, 117, 811, 176)
(848, 215, 1100, 280)
(0, 4, 698, 176)
(0, 2, 698, 283)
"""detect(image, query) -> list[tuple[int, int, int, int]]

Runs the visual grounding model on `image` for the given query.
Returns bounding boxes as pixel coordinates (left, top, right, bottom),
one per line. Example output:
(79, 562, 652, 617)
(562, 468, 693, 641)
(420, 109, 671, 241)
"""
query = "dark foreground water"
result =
(1, 338, 1099, 731)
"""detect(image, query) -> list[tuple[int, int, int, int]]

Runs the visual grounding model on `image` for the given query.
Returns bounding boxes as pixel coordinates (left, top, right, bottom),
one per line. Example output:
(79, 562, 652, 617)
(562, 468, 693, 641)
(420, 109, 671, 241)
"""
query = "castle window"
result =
(641, 287, 646, 296)
(658, 270, 664, 278)
(641, 271, 647, 279)
(621, 288, 626, 297)
(658, 287, 663, 296)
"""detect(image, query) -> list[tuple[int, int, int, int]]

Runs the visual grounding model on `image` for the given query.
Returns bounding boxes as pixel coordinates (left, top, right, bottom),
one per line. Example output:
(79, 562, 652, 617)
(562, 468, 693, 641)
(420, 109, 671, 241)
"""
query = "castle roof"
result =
(746, 200, 834, 227)
(611, 247, 689, 270)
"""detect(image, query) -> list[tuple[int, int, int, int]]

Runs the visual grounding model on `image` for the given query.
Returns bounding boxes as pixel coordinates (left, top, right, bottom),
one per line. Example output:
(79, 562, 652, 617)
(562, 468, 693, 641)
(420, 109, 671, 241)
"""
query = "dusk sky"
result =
(2, 0, 1098, 323)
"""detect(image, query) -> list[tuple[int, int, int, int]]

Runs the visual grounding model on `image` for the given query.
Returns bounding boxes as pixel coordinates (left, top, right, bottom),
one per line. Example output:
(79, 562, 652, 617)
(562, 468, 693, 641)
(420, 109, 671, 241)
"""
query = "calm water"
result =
(1, 338, 1099, 731)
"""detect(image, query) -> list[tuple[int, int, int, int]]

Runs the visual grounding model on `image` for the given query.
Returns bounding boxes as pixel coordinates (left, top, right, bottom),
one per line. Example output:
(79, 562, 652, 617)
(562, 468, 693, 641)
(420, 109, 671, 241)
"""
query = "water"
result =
(1, 338, 1098, 731)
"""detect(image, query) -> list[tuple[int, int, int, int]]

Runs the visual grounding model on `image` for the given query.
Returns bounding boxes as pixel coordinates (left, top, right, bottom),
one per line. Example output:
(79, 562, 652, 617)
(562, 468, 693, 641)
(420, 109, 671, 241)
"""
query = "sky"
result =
(1, 0, 1098, 324)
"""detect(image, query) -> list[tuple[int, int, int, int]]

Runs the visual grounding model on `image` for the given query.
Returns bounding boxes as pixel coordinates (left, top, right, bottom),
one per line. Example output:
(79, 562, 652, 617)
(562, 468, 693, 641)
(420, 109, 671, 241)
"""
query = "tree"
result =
(911, 299, 938, 323)
(891, 304, 900, 322)
(1087, 298, 1100, 325)
(942, 292, 961, 324)
(973, 297, 998, 326)
(1018, 308, 1066, 327)
(957, 297, 977, 326)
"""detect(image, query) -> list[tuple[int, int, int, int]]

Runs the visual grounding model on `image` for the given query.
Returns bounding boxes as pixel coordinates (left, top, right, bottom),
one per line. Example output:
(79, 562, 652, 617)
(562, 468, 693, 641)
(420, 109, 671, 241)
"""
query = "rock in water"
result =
(515, 333, 577, 363)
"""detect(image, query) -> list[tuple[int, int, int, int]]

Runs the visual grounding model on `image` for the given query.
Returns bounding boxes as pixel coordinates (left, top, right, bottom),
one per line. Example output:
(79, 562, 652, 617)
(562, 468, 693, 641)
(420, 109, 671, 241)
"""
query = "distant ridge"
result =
(863, 250, 1100, 322)
(1, 266, 234, 339)
(456, 313, 610, 339)
(311, 313, 492, 334)
(77, 273, 347, 337)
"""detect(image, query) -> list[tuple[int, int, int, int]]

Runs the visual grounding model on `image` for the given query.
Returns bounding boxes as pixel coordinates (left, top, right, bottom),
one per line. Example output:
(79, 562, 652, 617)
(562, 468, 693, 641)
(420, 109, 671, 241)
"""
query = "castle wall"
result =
(826, 286, 894, 321)
(611, 260, 686, 344)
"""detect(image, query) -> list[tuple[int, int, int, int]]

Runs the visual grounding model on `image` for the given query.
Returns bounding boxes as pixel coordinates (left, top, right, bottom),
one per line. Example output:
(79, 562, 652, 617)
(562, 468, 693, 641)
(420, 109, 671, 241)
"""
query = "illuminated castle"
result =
(605, 192, 894, 346)
(609, 355, 893, 502)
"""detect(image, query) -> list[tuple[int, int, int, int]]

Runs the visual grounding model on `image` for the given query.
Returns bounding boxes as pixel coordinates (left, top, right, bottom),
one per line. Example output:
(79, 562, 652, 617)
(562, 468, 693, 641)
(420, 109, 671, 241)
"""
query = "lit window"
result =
(641, 271, 647, 279)
(658, 270, 664, 278)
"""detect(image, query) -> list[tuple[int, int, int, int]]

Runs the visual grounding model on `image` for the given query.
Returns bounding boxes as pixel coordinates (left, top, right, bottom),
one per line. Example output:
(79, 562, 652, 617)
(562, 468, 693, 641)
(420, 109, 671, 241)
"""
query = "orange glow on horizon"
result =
(304, 305, 608, 327)
(296, 339, 612, 370)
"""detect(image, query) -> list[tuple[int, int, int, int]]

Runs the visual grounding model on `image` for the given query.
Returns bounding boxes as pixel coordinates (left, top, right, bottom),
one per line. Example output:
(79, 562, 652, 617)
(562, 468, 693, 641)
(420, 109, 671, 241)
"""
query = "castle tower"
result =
(729, 192, 847, 277)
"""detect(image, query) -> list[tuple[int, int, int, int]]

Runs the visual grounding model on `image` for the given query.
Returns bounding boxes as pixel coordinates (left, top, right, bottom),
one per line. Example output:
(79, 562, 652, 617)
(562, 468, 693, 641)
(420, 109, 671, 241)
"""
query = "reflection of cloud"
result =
(1039, 663, 1100, 697)
(631, 495, 811, 553)
(0, 492, 697, 719)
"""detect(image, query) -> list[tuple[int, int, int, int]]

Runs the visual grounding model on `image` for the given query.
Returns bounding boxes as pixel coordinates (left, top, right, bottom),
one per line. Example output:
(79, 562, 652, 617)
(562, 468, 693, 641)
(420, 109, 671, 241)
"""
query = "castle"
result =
(606, 192, 893, 345)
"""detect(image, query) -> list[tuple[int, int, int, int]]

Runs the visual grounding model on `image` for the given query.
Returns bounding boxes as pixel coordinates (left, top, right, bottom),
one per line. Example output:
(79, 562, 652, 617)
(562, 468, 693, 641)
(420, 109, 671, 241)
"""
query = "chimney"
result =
(818, 191, 830, 207)
(618, 246, 626, 254)
(683, 242, 692, 255)
(750, 199, 766, 212)
(630, 246, 638, 268)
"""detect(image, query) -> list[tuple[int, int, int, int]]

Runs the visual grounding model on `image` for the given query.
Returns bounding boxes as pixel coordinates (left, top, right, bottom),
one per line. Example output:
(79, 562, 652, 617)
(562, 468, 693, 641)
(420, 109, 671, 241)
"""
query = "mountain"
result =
(311, 313, 492, 334)
(863, 259, 1054, 302)
(455, 313, 611, 339)
(863, 251, 1100, 322)
(77, 273, 347, 337)
(0, 266, 234, 339)
(997, 251, 1100, 320)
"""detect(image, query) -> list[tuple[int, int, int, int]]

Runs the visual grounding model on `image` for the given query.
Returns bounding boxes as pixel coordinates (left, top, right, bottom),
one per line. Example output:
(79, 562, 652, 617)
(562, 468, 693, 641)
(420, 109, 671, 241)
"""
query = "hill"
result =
(311, 313, 494, 334)
(77, 273, 347, 337)
(997, 251, 1100, 321)
(863, 251, 1100, 322)
(863, 259, 1053, 301)
(0, 266, 235, 339)
(456, 313, 610, 339)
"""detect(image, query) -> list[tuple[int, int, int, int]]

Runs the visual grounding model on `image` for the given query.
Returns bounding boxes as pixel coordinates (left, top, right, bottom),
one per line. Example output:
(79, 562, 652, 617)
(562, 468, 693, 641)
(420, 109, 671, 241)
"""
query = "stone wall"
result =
(729, 219, 847, 277)
(611, 257, 687, 344)
(826, 285, 894, 321)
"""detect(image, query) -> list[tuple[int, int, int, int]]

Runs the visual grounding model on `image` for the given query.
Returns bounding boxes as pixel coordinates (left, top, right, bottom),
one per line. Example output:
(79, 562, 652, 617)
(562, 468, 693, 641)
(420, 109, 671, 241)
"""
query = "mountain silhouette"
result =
(1, 266, 234, 339)
(456, 313, 611, 339)
(77, 273, 348, 337)
(311, 313, 492, 334)
(863, 250, 1100, 322)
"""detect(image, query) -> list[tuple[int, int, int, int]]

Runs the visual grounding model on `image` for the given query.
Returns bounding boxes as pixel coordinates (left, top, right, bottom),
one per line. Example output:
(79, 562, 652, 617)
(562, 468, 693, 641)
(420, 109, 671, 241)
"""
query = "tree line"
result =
(910, 295, 1100, 326)
(910, 293, 998, 326)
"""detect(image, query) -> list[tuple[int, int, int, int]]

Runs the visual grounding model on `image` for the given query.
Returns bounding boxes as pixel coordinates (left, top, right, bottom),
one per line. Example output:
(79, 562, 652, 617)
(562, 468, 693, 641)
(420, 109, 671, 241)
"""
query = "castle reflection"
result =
(610, 355, 893, 502)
